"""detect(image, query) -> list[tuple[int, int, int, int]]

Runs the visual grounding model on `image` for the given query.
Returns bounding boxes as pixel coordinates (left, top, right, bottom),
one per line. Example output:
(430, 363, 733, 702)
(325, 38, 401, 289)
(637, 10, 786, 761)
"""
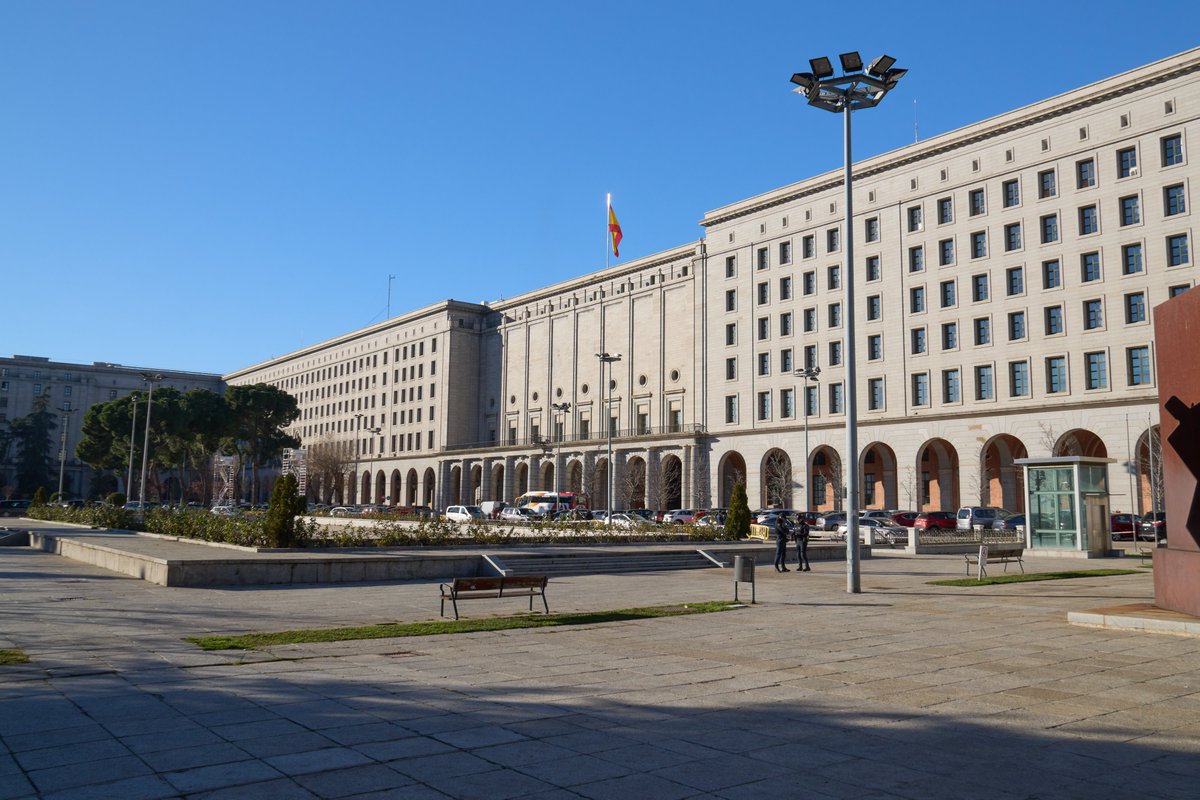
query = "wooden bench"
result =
(439, 576, 549, 620)
(963, 546, 1025, 577)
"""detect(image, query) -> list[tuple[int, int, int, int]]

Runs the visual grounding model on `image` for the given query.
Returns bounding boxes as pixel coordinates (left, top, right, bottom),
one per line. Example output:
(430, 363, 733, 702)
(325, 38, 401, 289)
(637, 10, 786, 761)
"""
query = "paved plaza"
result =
(2, 523, 1199, 799)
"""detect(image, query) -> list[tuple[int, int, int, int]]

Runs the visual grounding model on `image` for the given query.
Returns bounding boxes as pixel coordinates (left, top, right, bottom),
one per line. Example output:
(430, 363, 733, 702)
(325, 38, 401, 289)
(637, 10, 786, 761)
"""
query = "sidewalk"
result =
(2, 536, 1198, 798)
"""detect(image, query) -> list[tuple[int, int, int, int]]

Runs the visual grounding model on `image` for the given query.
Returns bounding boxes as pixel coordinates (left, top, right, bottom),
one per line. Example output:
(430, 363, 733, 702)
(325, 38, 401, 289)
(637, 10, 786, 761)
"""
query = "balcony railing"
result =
(443, 423, 707, 452)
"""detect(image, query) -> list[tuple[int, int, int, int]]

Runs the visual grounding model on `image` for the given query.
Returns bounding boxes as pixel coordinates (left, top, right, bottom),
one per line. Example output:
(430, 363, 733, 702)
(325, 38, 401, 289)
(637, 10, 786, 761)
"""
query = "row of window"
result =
(906, 228, 1190, 273)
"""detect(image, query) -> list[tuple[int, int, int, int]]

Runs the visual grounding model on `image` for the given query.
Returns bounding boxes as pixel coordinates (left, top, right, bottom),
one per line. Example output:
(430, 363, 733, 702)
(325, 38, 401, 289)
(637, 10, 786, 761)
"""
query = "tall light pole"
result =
(352, 412, 381, 505)
(794, 366, 821, 511)
(126, 393, 139, 500)
(791, 53, 906, 593)
(551, 401, 571, 512)
(595, 353, 621, 525)
(56, 408, 75, 500)
(138, 373, 164, 513)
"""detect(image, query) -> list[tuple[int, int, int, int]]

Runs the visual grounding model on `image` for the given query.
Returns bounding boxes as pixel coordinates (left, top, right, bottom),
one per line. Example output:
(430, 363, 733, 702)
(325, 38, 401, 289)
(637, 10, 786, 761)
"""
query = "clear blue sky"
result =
(3, 1, 1197, 374)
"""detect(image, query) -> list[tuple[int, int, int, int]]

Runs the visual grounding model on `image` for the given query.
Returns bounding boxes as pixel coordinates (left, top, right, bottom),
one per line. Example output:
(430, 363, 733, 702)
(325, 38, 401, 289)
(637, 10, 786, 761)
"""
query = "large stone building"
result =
(227, 48, 1198, 517)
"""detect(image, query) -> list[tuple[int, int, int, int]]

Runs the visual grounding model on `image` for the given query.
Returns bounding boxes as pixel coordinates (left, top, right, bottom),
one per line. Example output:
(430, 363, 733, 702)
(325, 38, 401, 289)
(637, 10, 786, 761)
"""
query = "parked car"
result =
(604, 513, 640, 530)
(890, 511, 919, 527)
(915, 511, 957, 530)
(444, 505, 484, 523)
(696, 513, 726, 530)
(835, 517, 906, 544)
(816, 512, 847, 531)
(663, 509, 696, 525)
(956, 506, 1008, 530)
(480, 500, 508, 519)
(1139, 512, 1166, 542)
(499, 506, 537, 522)
(626, 509, 658, 524)
(993, 514, 1025, 531)
(0, 500, 31, 517)
(550, 508, 593, 521)
(211, 505, 240, 517)
(860, 510, 895, 522)
(123, 501, 159, 511)
(330, 506, 357, 517)
(1110, 513, 1142, 541)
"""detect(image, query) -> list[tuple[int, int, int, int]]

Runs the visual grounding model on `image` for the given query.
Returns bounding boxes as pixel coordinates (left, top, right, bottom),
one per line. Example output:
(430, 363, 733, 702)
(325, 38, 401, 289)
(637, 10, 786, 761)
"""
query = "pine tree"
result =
(263, 474, 307, 548)
(725, 481, 751, 541)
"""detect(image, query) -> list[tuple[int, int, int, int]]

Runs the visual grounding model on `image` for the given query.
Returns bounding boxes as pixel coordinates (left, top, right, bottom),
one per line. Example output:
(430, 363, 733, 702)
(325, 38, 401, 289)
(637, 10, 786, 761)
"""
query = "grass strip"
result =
(929, 569, 1140, 587)
(186, 600, 739, 651)
(0, 649, 30, 666)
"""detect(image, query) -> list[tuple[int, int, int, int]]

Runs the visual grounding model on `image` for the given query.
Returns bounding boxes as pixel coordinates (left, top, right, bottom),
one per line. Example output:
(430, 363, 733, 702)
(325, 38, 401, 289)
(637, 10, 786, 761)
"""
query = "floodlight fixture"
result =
(866, 54, 896, 77)
(839, 51, 863, 73)
(809, 56, 834, 78)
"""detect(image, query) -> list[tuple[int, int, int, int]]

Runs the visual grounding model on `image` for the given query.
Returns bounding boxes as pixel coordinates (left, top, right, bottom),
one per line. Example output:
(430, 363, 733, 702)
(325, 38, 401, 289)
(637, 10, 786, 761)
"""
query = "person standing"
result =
(794, 516, 811, 572)
(772, 517, 790, 572)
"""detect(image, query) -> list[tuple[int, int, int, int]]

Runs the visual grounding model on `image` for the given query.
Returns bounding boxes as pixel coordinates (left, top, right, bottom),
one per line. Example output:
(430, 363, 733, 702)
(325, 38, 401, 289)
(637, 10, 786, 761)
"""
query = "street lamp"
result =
(791, 52, 906, 594)
(138, 373, 163, 514)
(126, 393, 139, 500)
(595, 353, 621, 526)
(551, 401, 571, 513)
(57, 408, 75, 500)
(794, 366, 821, 513)
(352, 413, 381, 505)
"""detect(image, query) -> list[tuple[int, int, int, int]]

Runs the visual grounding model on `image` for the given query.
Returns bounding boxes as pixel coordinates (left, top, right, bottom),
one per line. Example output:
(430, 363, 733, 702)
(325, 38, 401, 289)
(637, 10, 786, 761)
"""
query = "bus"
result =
(513, 491, 583, 516)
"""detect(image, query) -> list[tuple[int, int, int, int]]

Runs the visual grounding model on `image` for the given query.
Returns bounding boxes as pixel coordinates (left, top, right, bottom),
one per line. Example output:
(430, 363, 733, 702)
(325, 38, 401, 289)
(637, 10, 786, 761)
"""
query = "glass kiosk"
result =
(1014, 456, 1115, 555)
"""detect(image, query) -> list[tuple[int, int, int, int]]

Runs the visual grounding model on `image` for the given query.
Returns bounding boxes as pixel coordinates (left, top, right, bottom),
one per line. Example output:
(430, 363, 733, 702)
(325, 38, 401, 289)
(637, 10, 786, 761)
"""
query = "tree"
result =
(223, 384, 301, 504)
(264, 473, 308, 548)
(620, 459, 646, 509)
(306, 435, 352, 503)
(725, 481, 751, 540)
(10, 396, 57, 496)
(762, 450, 793, 508)
(656, 457, 683, 512)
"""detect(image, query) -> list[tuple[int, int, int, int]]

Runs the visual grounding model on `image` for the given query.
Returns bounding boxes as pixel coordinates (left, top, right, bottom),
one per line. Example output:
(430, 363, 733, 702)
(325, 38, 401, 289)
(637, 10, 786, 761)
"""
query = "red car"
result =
(915, 511, 957, 530)
(891, 511, 919, 527)
(1110, 513, 1141, 541)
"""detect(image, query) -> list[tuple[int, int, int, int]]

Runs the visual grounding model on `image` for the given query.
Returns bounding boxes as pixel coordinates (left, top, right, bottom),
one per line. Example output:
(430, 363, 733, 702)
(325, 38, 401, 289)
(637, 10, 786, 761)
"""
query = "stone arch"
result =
(717, 451, 747, 507)
(449, 465, 462, 506)
(568, 460, 584, 496)
(540, 460, 555, 495)
(405, 468, 419, 505)
(916, 439, 960, 511)
(490, 463, 505, 502)
(470, 464, 483, 503)
(1054, 429, 1108, 458)
(1135, 425, 1163, 516)
(622, 456, 647, 509)
(658, 454, 683, 511)
(422, 467, 436, 507)
(760, 448, 793, 508)
(515, 462, 529, 497)
(390, 469, 402, 505)
(810, 446, 843, 512)
(592, 457, 610, 509)
(860, 442, 898, 510)
(980, 434, 1028, 512)
(360, 471, 371, 505)
(374, 470, 387, 504)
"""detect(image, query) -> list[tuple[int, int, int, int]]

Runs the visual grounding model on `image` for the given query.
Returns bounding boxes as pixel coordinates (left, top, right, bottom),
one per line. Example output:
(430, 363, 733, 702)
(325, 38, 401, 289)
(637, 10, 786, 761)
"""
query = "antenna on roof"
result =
(913, 98, 919, 143)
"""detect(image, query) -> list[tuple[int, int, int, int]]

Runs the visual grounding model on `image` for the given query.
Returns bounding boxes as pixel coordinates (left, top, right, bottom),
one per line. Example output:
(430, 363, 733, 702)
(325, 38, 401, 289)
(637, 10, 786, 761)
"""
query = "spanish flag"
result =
(608, 202, 623, 258)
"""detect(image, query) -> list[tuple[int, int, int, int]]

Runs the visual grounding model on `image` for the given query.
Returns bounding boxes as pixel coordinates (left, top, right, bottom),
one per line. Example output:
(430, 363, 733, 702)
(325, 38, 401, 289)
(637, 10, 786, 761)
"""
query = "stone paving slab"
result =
(2, 532, 1200, 798)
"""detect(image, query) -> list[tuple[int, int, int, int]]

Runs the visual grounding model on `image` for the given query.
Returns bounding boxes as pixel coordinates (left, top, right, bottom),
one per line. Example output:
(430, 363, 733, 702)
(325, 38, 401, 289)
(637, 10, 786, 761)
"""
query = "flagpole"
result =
(606, 192, 611, 272)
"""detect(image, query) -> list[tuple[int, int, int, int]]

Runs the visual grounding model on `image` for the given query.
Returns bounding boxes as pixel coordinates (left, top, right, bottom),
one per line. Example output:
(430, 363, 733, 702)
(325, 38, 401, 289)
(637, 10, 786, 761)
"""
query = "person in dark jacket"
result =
(794, 517, 811, 571)
(772, 517, 790, 572)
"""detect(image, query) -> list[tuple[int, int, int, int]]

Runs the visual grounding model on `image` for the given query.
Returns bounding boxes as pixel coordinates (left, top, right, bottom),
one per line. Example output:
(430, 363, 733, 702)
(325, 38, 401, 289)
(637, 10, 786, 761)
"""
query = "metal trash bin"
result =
(733, 555, 755, 603)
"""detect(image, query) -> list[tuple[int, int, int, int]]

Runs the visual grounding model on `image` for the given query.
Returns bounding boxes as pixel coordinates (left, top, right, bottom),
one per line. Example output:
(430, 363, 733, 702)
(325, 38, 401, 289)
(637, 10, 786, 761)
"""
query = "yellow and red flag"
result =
(608, 202, 623, 258)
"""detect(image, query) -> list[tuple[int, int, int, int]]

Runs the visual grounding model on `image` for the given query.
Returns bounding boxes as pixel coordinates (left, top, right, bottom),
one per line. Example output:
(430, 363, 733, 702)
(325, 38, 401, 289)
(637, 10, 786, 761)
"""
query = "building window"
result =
(757, 282, 769, 305)
(1165, 184, 1187, 216)
(940, 279, 956, 308)
(942, 322, 958, 350)
(1117, 146, 1138, 178)
(725, 323, 736, 345)
(1038, 169, 1057, 199)
(972, 274, 989, 302)
(867, 334, 882, 360)
(758, 352, 770, 376)
(1168, 233, 1190, 266)
(974, 317, 991, 345)
(1080, 252, 1101, 283)
(1162, 134, 1184, 167)
(1125, 292, 1147, 324)
(909, 245, 924, 272)
(865, 217, 880, 242)
(1128, 346, 1152, 386)
(1086, 351, 1108, 390)
(780, 312, 793, 336)
(803, 344, 817, 370)
(1040, 214, 1058, 244)
(1009, 311, 1027, 340)
(1002, 179, 1020, 208)
(779, 276, 793, 300)
(1120, 195, 1141, 226)
(779, 240, 793, 264)
(804, 385, 818, 417)
(975, 365, 994, 400)
(939, 238, 955, 266)
(865, 255, 881, 282)
(1043, 259, 1062, 289)
(803, 307, 816, 332)
(781, 349, 793, 373)
(866, 295, 881, 320)
(868, 378, 884, 410)
(907, 205, 923, 232)
(910, 286, 926, 313)
(1077, 158, 1096, 189)
(33, 383, 42, 395)
(1010, 360, 1030, 397)
(942, 369, 961, 403)
(803, 271, 816, 294)
(829, 382, 844, 414)
(757, 247, 769, 270)
(829, 340, 843, 365)
(1123, 243, 1144, 275)
(826, 228, 840, 252)
(781, 388, 795, 419)
(725, 357, 736, 380)
(1079, 204, 1098, 235)
(1046, 356, 1068, 394)
(802, 235, 815, 259)
(969, 188, 986, 216)
(937, 197, 953, 224)
(1045, 305, 1064, 335)
(1006, 266, 1024, 296)
(1084, 299, 1104, 330)
(725, 289, 736, 312)
(912, 373, 929, 406)
(911, 327, 927, 354)
(827, 264, 841, 289)
(757, 317, 770, 340)
(725, 256, 736, 278)
(1169, 284, 1191, 298)
(725, 395, 739, 424)
(757, 391, 771, 420)
(828, 302, 842, 328)
(970, 231, 987, 259)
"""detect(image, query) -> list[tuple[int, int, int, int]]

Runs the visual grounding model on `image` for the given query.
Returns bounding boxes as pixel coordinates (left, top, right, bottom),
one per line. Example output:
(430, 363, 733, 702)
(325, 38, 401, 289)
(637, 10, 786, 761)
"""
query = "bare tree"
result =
(814, 452, 843, 511)
(1137, 426, 1165, 515)
(1038, 422, 1061, 455)
(656, 457, 683, 512)
(762, 450, 793, 508)
(901, 466, 919, 510)
(307, 435, 352, 504)
(619, 459, 646, 509)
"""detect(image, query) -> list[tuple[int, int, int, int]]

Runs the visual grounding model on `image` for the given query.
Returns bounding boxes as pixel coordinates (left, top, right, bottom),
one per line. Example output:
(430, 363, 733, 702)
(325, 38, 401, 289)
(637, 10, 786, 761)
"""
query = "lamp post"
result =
(126, 393, 139, 500)
(794, 366, 821, 512)
(56, 408, 75, 500)
(790, 53, 906, 594)
(137, 373, 163, 514)
(595, 353, 621, 526)
(551, 401, 571, 512)
(352, 413, 381, 505)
